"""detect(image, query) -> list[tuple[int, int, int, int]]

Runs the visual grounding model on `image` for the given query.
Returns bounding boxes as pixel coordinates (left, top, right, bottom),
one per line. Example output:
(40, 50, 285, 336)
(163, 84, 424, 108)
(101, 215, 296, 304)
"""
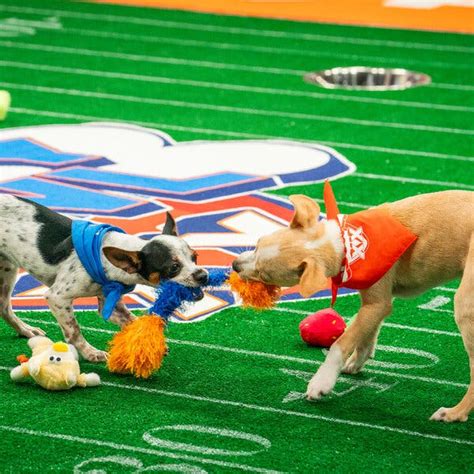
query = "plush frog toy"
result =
(10, 336, 100, 391)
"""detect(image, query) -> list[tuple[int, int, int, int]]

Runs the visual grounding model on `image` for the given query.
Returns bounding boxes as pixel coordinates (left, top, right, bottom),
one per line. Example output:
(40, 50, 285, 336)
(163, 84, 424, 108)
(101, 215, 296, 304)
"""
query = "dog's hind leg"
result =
(0, 259, 46, 338)
(431, 236, 474, 423)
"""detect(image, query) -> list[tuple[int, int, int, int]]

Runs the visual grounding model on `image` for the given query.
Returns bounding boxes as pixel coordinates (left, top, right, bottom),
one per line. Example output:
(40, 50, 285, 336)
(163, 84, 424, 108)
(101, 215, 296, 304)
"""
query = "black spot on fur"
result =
(139, 240, 178, 281)
(17, 197, 73, 265)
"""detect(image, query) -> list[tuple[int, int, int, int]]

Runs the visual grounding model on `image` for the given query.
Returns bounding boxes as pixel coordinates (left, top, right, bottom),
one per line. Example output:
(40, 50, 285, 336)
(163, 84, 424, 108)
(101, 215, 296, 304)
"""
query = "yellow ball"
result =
(0, 90, 11, 121)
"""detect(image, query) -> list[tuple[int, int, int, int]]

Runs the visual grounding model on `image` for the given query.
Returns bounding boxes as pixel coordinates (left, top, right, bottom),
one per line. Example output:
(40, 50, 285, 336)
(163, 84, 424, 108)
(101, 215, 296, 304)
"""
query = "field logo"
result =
(0, 122, 355, 322)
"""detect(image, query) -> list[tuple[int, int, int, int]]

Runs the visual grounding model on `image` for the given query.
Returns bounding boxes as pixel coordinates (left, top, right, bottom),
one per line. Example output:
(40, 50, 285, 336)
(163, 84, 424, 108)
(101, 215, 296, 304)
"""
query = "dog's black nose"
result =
(232, 260, 241, 272)
(193, 269, 209, 285)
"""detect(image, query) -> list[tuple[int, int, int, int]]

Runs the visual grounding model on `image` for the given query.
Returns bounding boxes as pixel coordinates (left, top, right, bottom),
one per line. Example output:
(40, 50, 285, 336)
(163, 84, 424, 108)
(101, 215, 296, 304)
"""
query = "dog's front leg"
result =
(307, 287, 392, 400)
(97, 295, 136, 328)
(45, 288, 107, 363)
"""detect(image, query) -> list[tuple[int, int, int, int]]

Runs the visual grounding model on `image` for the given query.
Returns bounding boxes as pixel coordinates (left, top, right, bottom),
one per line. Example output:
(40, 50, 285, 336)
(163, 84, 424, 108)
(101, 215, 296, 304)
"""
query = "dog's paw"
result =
(18, 323, 46, 338)
(430, 406, 468, 423)
(342, 352, 365, 374)
(306, 371, 337, 400)
(83, 349, 108, 363)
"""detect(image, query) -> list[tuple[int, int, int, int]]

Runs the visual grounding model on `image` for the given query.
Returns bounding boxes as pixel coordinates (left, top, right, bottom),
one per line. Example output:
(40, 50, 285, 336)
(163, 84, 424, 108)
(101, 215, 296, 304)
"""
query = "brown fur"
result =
(233, 190, 474, 422)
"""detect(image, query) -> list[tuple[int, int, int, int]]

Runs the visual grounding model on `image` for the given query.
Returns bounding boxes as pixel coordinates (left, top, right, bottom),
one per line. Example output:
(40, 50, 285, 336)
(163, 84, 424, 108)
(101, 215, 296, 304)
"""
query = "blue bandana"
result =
(72, 220, 135, 321)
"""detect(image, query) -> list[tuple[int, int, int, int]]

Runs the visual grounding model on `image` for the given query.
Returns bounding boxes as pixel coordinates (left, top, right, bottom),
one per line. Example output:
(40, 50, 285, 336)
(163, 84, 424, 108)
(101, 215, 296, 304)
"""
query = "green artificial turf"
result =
(0, 0, 473, 472)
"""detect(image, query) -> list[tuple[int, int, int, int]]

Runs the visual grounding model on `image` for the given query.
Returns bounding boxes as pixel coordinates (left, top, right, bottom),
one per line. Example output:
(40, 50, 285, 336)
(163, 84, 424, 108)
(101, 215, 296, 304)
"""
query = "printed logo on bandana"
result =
(338, 216, 369, 283)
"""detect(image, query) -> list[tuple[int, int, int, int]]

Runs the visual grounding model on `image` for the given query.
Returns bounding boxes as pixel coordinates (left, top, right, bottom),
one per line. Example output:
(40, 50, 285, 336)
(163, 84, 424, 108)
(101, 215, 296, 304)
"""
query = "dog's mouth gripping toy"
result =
(107, 269, 281, 378)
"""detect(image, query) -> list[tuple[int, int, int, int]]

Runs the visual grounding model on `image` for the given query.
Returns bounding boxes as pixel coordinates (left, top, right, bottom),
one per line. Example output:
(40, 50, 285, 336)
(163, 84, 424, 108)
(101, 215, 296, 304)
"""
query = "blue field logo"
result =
(0, 122, 356, 321)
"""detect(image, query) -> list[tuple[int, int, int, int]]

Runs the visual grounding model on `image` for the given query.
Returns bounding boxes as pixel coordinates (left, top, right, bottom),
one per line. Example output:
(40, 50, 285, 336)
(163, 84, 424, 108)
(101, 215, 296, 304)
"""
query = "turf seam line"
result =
(0, 4, 472, 53)
(9, 107, 474, 166)
(2, 60, 472, 114)
(4, 82, 474, 137)
(16, 319, 469, 388)
(0, 425, 281, 473)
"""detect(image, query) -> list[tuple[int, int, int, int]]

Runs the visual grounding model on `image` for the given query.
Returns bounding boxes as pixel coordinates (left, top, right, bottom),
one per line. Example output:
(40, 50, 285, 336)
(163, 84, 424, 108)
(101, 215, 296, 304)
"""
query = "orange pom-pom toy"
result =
(228, 272, 281, 309)
(106, 269, 281, 379)
(107, 316, 167, 378)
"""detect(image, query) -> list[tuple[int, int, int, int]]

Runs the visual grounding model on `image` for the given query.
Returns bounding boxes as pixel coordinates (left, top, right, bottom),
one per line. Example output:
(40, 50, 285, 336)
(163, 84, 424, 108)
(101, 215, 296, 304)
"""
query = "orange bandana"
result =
(324, 181, 417, 305)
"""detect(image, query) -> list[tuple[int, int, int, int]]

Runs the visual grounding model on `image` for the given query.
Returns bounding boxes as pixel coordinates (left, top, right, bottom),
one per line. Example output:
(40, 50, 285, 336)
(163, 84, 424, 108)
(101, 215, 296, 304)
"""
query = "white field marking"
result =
(431, 83, 474, 92)
(0, 41, 305, 76)
(3, 385, 473, 447)
(4, 82, 474, 137)
(143, 425, 271, 456)
(0, 4, 472, 54)
(1, 29, 470, 75)
(9, 106, 474, 164)
(17, 320, 468, 388)
(0, 425, 280, 474)
(74, 456, 207, 474)
(418, 296, 452, 312)
(274, 307, 461, 337)
(57, 27, 474, 77)
(2, 60, 473, 116)
(313, 198, 371, 209)
(352, 172, 474, 190)
(436, 286, 457, 293)
(281, 368, 397, 399)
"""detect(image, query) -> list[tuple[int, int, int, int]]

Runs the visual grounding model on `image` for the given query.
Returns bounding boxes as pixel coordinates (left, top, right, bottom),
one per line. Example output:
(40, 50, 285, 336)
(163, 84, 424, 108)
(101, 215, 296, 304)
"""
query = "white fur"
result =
(306, 344, 343, 400)
(305, 220, 344, 257)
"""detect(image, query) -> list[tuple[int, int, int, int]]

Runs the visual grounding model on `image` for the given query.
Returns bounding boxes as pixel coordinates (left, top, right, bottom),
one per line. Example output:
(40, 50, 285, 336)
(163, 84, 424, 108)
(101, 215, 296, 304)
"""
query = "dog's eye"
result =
(49, 356, 54, 361)
(56, 357, 61, 362)
(192, 252, 198, 263)
(169, 262, 181, 277)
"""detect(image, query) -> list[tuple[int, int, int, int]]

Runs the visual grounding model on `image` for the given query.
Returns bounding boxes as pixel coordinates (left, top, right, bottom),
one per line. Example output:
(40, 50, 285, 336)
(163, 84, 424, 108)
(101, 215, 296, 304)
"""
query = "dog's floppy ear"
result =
(289, 195, 320, 229)
(298, 258, 328, 298)
(103, 247, 142, 274)
(162, 212, 178, 236)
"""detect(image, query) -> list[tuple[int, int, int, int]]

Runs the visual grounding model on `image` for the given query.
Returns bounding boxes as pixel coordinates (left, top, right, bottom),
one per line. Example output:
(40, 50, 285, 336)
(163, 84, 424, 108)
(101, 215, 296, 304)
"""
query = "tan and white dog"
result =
(232, 189, 474, 422)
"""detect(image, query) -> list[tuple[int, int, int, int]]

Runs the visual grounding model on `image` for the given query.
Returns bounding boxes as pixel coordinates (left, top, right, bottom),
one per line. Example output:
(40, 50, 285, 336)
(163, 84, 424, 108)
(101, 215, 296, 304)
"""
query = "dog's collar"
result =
(72, 221, 135, 320)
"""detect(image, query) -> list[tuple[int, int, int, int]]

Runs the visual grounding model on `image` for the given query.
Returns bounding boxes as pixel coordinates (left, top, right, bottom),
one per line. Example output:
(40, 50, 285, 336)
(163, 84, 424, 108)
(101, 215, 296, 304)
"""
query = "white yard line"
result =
(9, 106, 474, 167)
(0, 41, 305, 76)
(1, 388, 471, 447)
(0, 378, 471, 446)
(19, 318, 467, 388)
(0, 424, 280, 473)
(3, 27, 469, 73)
(436, 286, 457, 293)
(352, 172, 474, 190)
(0, 4, 472, 54)
(4, 82, 473, 137)
(431, 83, 474, 92)
(2, 60, 472, 115)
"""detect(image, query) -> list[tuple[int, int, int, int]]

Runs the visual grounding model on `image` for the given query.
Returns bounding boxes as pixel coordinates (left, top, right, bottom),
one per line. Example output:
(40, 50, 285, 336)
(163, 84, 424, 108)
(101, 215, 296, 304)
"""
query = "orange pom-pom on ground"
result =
(107, 316, 167, 379)
(228, 272, 281, 309)
(299, 309, 346, 347)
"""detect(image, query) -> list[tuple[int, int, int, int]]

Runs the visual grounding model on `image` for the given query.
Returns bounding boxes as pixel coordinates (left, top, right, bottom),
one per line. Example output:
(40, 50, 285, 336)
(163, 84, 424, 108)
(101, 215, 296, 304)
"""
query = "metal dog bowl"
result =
(305, 67, 431, 91)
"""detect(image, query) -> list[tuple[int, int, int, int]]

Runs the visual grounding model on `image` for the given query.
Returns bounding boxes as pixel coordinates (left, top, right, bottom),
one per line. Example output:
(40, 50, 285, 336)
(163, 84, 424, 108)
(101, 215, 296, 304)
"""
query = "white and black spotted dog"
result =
(0, 195, 208, 362)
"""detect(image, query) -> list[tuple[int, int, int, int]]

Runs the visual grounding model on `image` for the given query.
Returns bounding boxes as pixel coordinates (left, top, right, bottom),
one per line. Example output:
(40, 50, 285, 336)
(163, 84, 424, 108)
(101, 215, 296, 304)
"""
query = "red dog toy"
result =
(299, 308, 346, 347)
